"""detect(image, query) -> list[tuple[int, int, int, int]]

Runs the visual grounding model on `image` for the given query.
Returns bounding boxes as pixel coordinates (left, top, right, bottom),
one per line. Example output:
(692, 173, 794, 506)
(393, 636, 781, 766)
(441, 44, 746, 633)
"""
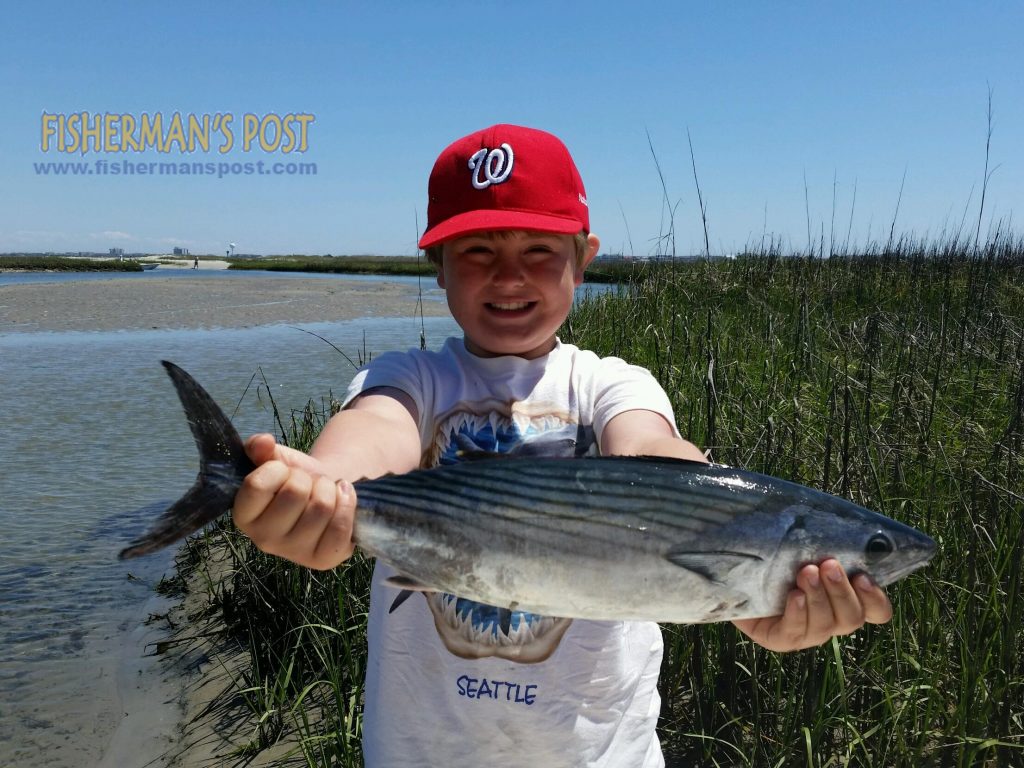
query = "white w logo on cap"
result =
(468, 144, 514, 189)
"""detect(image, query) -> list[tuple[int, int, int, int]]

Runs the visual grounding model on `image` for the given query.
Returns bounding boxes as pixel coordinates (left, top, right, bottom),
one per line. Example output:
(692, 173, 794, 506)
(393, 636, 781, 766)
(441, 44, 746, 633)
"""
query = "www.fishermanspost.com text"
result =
(33, 158, 318, 179)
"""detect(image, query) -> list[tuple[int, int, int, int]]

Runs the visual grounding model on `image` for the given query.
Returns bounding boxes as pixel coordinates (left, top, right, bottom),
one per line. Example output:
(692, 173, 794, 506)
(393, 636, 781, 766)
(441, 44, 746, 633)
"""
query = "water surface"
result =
(0, 266, 439, 287)
(0, 311, 460, 766)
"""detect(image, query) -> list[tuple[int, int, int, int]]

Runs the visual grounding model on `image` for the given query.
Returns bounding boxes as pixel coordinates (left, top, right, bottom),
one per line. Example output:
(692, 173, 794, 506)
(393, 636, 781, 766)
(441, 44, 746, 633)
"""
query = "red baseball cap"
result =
(418, 124, 589, 249)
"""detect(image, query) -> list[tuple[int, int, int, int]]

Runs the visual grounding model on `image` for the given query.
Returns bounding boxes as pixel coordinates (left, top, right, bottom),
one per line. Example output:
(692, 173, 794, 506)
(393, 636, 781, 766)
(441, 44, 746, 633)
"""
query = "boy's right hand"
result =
(232, 433, 356, 570)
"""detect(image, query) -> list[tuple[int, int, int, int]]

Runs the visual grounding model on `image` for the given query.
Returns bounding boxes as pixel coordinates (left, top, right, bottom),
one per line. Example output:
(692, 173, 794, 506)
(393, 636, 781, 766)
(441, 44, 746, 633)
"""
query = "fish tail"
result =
(118, 361, 255, 559)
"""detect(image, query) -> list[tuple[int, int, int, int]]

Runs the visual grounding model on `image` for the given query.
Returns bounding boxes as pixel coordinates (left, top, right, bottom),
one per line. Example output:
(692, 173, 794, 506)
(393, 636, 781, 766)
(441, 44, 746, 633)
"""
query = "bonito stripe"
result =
(361, 464, 755, 526)
(358, 481, 681, 551)
(356, 462, 749, 540)
(436, 465, 750, 526)
(382, 471, 653, 523)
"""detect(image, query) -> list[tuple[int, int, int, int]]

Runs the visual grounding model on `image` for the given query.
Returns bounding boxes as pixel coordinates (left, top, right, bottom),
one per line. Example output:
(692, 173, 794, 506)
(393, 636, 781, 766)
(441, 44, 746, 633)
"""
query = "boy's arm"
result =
(232, 387, 421, 570)
(600, 408, 893, 651)
(600, 408, 707, 462)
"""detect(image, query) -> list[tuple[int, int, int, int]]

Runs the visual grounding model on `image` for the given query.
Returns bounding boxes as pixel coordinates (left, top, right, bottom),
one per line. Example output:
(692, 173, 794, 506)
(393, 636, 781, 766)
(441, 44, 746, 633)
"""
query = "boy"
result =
(233, 124, 892, 766)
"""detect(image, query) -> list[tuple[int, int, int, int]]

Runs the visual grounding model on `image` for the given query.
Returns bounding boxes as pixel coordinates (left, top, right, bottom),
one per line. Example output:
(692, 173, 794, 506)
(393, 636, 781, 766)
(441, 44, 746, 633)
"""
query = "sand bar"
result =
(0, 274, 449, 334)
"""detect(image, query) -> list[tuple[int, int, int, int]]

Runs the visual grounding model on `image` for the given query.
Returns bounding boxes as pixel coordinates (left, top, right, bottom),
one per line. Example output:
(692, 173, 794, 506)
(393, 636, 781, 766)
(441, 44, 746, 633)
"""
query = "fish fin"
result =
(160, 360, 255, 482)
(119, 478, 233, 559)
(454, 432, 584, 461)
(630, 455, 712, 467)
(665, 550, 764, 584)
(508, 438, 578, 458)
(456, 440, 579, 461)
(454, 449, 505, 461)
(118, 361, 255, 559)
(383, 574, 436, 591)
(388, 589, 416, 614)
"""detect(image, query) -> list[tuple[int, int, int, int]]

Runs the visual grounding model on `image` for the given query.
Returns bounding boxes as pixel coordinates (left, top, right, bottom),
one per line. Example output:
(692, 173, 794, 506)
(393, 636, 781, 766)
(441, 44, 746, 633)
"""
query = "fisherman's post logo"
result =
(468, 143, 513, 189)
(40, 111, 314, 154)
(35, 111, 317, 180)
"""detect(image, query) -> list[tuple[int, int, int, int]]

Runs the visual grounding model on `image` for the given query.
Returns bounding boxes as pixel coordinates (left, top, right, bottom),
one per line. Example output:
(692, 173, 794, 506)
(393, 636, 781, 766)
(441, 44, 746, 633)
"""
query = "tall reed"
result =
(175, 235, 1023, 767)
(564, 235, 1023, 766)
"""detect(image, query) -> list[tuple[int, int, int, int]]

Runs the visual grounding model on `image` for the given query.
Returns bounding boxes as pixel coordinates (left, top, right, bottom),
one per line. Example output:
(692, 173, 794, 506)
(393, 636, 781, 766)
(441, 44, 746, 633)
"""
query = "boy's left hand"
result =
(732, 559, 892, 652)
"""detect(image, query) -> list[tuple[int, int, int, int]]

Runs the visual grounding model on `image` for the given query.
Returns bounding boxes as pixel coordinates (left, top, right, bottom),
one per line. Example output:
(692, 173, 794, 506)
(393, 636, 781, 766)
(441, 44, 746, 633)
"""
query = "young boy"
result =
(233, 124, 892, 766)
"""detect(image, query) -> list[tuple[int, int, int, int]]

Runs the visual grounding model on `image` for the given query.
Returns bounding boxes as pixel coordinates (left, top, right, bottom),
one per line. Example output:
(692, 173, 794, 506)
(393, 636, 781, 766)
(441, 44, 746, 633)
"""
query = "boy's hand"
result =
(732, 559, 892, 652)
(232, 433, 356, 570)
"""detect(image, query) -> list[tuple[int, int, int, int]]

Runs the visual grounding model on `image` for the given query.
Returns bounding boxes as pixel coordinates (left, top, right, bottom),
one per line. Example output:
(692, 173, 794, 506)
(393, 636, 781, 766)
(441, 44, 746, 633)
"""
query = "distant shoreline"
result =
(0, 274, 450, 334)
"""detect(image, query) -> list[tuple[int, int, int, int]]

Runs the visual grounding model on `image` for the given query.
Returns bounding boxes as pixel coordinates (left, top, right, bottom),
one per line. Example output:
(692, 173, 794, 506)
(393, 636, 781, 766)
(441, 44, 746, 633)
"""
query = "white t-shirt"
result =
(344, 337, 679, 767)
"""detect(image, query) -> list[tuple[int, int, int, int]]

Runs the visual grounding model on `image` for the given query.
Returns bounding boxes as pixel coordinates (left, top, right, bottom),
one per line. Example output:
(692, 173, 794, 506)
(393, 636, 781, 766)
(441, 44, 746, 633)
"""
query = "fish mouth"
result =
(872, 542, 937, 587)
(872, 563, 926, 587)
(423, 593, 572, 663)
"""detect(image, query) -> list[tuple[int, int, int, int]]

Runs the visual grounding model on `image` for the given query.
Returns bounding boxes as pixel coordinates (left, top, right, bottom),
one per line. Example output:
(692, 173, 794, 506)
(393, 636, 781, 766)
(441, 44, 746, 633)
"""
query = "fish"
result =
(119, 361, 936, 623)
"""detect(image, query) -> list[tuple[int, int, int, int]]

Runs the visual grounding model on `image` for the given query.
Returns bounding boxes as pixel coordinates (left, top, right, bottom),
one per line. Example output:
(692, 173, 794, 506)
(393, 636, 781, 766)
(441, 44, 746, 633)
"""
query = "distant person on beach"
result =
(193, 256, 199, 269)
(230, 124, 893, 766)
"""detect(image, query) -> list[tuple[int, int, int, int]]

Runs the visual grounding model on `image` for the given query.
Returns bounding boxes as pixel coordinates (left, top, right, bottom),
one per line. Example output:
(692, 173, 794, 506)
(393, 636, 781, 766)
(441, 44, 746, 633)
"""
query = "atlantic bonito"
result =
(119, 361, 936, 623)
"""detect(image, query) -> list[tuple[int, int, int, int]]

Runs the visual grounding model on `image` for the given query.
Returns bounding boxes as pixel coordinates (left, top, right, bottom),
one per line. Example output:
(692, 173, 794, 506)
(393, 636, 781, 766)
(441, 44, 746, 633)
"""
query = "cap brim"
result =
(418, 210, 584, 249)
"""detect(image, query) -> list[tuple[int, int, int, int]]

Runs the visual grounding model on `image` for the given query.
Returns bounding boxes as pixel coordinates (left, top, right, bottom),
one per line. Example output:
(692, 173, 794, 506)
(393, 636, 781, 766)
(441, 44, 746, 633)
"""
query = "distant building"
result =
(108, 247, 125, 256)
(172, 247, 190, 256)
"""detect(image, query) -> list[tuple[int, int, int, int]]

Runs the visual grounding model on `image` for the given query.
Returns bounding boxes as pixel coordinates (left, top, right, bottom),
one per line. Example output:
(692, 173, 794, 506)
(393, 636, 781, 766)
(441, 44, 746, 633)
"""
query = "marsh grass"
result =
(565, 235, 1024, 766)
(0, 254, 145, 271)
(177, 235, 1023, 766)
(225, 253, 642, 283)
(226, 255, 435, 277)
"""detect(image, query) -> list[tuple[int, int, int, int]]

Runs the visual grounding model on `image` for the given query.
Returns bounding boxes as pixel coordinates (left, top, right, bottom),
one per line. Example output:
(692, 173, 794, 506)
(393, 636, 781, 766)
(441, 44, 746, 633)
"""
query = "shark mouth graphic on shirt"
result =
(422, 593, 573, 663)
(405, 407, 591, 662)
(427, 407, 597, 468)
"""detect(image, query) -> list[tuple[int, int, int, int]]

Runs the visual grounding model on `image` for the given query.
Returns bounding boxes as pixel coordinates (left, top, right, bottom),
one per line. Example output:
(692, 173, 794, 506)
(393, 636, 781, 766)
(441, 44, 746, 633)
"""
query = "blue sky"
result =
(2, 2, 1021, 257)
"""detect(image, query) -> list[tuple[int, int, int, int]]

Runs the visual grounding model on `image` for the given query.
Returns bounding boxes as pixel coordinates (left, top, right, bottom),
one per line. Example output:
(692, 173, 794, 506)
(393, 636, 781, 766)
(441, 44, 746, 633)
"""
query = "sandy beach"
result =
(159, 544, 305, 767)
(0, 273, 450, 334)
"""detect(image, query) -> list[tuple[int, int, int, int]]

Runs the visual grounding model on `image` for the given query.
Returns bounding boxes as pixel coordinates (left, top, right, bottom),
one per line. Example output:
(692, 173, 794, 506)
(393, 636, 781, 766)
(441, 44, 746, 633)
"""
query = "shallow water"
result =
(0, 310, 461, 766)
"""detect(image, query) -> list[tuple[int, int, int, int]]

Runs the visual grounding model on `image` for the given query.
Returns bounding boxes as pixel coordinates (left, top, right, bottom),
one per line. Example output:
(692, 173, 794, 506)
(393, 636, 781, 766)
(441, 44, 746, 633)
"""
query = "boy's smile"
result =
(436, 231, 599, 360)
(488, 301, 532, 312)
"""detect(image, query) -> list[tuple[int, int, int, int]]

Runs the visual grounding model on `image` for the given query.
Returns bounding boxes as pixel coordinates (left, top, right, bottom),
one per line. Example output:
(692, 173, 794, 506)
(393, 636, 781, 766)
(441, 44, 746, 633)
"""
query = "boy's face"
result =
(436, 231, 599, 359)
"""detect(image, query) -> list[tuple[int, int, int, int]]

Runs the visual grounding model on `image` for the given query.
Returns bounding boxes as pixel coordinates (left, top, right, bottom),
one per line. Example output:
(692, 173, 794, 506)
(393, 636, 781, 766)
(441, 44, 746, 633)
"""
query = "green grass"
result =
(175, 235, 1024, 767)
(225, 253, 652, 283)
(564, 236, 1024, 767)
(226, 254, 436, 276)
(0, 254, 145, 271)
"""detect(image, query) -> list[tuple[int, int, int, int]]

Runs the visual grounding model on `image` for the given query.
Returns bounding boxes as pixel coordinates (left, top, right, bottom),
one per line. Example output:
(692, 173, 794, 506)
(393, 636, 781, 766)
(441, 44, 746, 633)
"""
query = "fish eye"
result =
(865, 532, 894, 562)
